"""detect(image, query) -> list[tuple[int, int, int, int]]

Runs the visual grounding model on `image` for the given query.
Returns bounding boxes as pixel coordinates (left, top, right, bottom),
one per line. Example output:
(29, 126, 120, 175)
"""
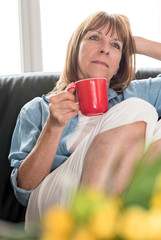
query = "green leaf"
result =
(70, 188, 106, 224)
(122, 153, 161, 209)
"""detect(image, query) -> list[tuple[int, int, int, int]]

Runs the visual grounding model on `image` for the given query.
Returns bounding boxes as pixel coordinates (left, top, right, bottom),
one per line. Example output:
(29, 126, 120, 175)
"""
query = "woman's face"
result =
(77, 25, 123, 81)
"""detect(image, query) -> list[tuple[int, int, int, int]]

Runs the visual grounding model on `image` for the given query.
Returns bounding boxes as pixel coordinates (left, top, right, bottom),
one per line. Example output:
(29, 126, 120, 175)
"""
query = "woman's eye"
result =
(112, 43, 120, 49)
(89, 35, 99, 41)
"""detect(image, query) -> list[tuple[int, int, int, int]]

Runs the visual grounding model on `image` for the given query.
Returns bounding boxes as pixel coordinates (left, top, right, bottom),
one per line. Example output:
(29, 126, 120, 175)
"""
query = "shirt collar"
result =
(108, 88, 117, 101)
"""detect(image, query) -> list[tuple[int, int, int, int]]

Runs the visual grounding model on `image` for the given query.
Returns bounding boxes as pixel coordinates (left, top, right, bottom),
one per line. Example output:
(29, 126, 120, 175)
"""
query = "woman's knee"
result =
(100, 98, 158, 137)
(123, 98, 156, 111)
(92, 121, 146, 150)
(126, 121, 146, 140)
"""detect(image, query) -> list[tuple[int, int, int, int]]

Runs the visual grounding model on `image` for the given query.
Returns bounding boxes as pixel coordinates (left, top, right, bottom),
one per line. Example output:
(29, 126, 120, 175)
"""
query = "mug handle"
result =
(66, 82, 76, 92)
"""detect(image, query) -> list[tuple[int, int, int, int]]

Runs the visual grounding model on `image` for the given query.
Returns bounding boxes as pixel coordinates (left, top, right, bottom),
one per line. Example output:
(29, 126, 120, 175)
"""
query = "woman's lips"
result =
(92, 60, 109, 68)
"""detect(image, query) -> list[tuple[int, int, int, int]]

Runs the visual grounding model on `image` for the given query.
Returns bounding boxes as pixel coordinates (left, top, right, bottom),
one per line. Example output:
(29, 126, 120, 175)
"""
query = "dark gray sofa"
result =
(0, 69, 161, 223)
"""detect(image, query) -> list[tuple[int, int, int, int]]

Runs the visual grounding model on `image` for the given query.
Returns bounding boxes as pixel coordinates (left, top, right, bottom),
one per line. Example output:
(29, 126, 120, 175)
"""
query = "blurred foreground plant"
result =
(40, 152, 161, 240)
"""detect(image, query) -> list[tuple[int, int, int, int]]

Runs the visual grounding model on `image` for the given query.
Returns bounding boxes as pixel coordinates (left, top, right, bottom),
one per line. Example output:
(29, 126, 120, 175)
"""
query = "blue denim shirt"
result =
(9, 74, 161, 206)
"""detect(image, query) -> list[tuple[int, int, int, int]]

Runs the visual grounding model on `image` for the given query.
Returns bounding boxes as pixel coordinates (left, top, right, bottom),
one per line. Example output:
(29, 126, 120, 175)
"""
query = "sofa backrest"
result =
(135, 68, 161, 79)
(0, 69, 161, 222)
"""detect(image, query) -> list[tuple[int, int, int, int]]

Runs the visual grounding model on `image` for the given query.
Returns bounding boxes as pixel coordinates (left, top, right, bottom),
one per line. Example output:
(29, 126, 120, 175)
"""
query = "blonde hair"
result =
(51, 11, 136, 94)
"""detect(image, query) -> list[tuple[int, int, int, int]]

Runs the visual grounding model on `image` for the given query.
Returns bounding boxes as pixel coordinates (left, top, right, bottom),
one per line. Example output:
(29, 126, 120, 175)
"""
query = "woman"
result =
(9, 11, 161, 231)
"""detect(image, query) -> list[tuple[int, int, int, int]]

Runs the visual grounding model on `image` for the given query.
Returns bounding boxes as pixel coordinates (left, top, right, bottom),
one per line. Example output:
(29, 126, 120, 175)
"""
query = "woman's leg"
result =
(81, 121, 146, 194)
(146, 119, 161, 162)
(81, 98, 159, 194)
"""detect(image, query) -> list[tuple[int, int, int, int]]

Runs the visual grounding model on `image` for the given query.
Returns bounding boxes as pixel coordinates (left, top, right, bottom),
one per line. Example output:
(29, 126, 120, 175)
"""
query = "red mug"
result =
(67, 78, 108, 116)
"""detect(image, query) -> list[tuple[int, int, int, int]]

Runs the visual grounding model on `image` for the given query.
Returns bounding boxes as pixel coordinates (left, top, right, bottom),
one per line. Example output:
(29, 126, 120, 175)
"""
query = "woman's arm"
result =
(17, 87, 79, 190)
(134, 36, 161, 61)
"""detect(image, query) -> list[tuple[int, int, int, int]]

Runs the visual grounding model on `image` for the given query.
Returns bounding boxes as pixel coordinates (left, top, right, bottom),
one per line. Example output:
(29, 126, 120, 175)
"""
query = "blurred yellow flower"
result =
(89, 198, 120, 239)
(41, 206, 74, 238)
(118, 206, 150, 240)
(148, 208, 161, 239)
(39, 167, 161, 240)
(40, 232, 69, 240)
(71, 227, 95, 240)
(150, 191, 161, 209)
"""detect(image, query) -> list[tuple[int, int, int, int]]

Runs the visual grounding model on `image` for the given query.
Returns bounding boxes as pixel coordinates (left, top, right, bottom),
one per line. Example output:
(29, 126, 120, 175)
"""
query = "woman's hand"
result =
(49, 83, 79, 128)
(134, 36, 161, 61)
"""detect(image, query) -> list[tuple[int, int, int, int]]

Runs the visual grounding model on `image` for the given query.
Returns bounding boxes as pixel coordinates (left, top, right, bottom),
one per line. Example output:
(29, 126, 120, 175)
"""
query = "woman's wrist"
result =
(134, 36, 148, 55)
(46, 115, 64, 135)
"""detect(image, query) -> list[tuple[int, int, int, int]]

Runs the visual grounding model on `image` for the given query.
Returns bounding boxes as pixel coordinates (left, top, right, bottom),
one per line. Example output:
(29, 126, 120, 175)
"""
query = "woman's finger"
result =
(49, 91, 76, 104)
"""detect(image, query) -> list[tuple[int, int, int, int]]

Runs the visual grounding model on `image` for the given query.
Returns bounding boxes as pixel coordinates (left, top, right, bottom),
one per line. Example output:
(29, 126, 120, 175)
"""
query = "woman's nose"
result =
(100, 50, 110, 55)
(99, 43, 110, 55)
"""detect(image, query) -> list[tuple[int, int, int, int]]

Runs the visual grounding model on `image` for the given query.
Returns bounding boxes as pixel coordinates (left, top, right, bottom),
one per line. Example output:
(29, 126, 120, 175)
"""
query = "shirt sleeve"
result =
(123, 74, 161, 117)
(8, 98, 43, 206)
